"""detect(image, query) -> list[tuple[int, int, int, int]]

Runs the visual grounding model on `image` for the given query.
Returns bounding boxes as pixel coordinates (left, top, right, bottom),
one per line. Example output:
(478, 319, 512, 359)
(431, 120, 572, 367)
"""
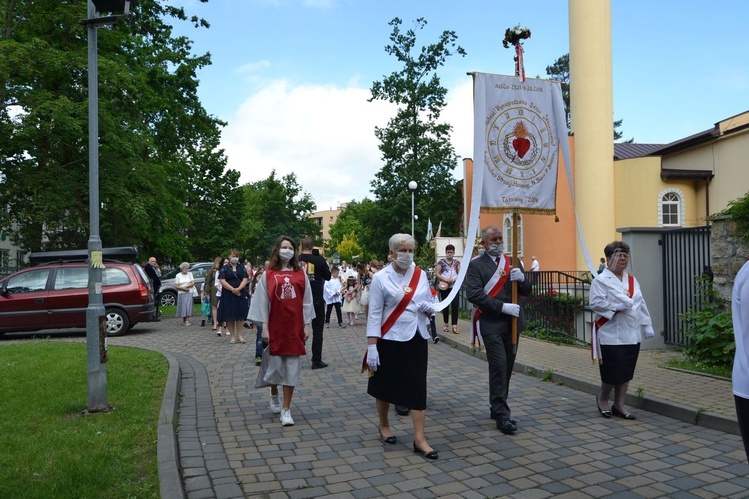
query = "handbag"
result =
(200, 302, 210, 316)
(438, 281, 449, 291)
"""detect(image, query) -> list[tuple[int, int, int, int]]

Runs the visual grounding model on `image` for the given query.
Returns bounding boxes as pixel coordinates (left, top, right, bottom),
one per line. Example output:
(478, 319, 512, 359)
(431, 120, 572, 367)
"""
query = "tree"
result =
(0, 0, 240, 263)
(241, 170, 320, 264)
(545, 53, 632, 142)
(368, 17, 465, 251)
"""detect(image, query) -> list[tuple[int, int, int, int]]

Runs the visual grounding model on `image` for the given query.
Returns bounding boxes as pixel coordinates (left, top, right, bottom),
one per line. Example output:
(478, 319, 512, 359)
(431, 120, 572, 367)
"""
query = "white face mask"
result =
(487, 243, 504, 257)
(395, 251, 413, 268)
(230, 257, 239, 264)
(477, 248, 485, 256)
(279, 248, 294, 262)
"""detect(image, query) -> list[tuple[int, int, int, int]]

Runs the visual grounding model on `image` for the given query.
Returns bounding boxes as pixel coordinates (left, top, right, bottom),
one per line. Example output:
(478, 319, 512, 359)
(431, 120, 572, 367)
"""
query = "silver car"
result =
(157, 262, 213, 307)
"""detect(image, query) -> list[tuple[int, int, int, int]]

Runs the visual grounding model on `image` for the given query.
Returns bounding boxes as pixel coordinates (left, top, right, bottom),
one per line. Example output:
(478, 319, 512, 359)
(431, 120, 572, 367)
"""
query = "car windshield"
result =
(161, 268, 179, 280)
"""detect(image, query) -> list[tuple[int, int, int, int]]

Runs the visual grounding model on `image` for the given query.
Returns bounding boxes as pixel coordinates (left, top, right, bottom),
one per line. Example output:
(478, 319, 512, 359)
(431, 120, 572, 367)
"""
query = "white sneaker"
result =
(280, 409, 294, 426)
(269, 389, 282, 414)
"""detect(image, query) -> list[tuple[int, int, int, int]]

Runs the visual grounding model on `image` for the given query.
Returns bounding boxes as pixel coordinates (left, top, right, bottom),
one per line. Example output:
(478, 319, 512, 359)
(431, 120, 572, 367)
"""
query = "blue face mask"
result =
(487, 243, 504, 257)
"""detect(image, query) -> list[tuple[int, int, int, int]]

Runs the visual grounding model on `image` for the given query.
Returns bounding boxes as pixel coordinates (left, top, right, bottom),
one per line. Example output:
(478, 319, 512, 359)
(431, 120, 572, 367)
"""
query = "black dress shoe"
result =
(490, 412, 516, 424)
(413, 443, 438, 460)
(379, 431, 397, 445)
(395, 405, 410, 416)
(498, 418, 517, 434)
(596, 397, 612, 418)
(311, 361, 328, 369)
(611, 405, 636, 420)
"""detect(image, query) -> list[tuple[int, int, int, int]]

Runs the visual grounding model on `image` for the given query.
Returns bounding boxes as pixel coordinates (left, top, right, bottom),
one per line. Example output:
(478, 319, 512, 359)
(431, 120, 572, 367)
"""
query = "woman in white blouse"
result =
(174, 262, 195, 326)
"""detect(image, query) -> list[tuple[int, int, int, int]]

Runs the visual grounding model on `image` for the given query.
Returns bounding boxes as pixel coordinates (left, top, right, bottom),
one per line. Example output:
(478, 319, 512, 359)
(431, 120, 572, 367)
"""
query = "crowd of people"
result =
(136, 227, 749, 465)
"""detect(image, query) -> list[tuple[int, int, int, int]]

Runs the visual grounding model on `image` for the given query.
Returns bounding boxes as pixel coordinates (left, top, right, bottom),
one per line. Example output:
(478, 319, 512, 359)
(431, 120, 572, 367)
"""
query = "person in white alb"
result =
(589, 241, 654, 421)
(365, 234, 438, 460)
(732, 259, 749, 462)
(530, 256, 539, 272)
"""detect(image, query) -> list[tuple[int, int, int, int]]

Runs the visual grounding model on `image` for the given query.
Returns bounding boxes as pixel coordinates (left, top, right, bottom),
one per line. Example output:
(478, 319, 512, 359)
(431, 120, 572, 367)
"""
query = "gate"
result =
(661, 226, 712, 346)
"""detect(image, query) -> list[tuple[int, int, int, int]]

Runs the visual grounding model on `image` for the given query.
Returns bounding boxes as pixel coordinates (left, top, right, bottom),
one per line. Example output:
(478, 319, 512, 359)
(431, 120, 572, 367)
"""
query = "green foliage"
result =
(368, 17, 465, 249)
(241, 170, 320, 264)
(414, 240, 435, 270)
(667, 359, 732, 379)
(0, 342, 166, 498)
(719, 190, 749, 242)
(337, 233, 362, 262)
(524, 289, 584, 336)
(679, 275, 734, 367)
(0, 0, 239, 265)
(522, 321, 581, 346)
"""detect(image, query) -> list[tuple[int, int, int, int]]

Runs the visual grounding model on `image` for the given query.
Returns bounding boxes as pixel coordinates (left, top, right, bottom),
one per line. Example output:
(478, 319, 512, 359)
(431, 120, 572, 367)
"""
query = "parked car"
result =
(0, 247, 156, 336)
(157, 262, 213, 307)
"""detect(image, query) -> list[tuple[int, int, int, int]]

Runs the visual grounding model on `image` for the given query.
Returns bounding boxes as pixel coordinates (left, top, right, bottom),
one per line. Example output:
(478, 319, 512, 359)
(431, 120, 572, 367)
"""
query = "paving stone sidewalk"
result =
(98, 316, 749, 499)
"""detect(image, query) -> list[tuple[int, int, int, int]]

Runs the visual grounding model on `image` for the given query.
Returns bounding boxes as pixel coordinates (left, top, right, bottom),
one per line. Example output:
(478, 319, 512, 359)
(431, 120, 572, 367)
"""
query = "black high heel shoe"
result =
(379, 431, 397, 445)
(611, 405, 636, 420)
(596, 397, 611, 418)
(413, 443, 438, 460)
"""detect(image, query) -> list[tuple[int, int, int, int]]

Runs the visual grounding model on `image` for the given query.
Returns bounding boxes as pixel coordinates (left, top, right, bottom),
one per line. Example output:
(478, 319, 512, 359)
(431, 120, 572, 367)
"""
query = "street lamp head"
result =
(413, 215, 419, 221)
(92, 0, 133, 15)
(408, 181, 418, 191)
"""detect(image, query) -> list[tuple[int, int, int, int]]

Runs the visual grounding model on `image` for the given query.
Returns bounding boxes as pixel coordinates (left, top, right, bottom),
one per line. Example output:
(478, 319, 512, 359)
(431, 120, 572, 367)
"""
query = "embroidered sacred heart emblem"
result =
(512, 137, 531, 158)
(511, 121, 532, 159)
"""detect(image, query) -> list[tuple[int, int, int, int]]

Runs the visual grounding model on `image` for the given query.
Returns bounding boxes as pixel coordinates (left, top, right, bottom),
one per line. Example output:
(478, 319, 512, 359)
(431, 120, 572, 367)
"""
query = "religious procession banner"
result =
(434, 73, 575, 315)
(473, 72, 568, 215)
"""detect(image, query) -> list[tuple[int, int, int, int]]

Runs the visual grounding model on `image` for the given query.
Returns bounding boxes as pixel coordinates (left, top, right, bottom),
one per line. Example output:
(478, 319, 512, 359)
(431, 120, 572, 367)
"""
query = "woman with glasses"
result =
(589, 241, 654, 420)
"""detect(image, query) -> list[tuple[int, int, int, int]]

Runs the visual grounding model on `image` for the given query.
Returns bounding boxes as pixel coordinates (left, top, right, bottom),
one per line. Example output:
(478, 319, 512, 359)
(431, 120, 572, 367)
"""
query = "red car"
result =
(0, 247, 156, 336)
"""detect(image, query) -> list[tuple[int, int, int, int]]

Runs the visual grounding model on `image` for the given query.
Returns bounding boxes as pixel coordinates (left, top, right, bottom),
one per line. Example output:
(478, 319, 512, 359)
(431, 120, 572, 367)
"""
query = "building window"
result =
(502, 214, 523, 256)
(657, 188, 684, 227)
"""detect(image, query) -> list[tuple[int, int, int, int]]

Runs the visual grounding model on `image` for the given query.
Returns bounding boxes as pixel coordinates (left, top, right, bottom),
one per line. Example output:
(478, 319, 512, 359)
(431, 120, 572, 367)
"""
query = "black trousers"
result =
(325, 302, 343, 325)
(483, 329, 517, 419)
(311, 297, 325, 364)
(439, 288, 459, 326)
(736, 395, 749, 462)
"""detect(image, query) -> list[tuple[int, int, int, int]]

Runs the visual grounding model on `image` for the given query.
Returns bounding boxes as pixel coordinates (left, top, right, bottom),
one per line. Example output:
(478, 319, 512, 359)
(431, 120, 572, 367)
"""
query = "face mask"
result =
(395, 251, 413, 268)
(279, 248, 294, 261)
(487, 243, 504, 257)
(230, 257, 239, 264)
(477, 248, 485, 256)
(445, 254, 453, 260)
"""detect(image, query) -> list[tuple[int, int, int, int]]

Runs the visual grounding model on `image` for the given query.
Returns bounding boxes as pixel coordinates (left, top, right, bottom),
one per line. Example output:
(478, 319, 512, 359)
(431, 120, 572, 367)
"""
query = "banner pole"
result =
(511, 212, 519, 353)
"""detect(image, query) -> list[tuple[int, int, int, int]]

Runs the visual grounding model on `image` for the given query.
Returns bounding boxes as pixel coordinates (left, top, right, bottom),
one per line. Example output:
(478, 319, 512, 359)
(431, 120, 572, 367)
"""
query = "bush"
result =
(679, 275, 734, 367)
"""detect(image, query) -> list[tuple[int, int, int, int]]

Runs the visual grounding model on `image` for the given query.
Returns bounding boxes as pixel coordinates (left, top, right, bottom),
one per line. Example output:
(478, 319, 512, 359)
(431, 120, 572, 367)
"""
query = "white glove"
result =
(510, 268, 525, 282)
(643, 325, 655, 339)
(501, 303, 520, 317)
(418, 301, 435, 315)
(614, 300, 633, 312)
(367, 344, 380, 371)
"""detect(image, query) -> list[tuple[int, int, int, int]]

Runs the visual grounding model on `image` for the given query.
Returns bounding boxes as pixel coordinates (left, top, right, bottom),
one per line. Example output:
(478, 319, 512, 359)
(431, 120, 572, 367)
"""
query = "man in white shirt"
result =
(530, 256, 540, 272)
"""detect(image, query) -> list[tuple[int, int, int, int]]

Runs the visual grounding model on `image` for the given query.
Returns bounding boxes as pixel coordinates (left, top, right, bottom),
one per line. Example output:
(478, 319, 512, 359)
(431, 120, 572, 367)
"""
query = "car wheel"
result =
(160, 291, 177, 308)
(105, 308, 130, 336)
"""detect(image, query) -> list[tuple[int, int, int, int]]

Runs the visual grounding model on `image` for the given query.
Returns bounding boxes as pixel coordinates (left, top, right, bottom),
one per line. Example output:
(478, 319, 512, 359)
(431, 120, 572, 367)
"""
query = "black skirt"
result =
(367, 333, 428, 410)
(599, 343, 640, 385)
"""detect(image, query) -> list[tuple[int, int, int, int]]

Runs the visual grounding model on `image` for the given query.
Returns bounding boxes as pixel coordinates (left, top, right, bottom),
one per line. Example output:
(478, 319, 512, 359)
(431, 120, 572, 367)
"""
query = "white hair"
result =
(388, 233, 415, 252)
(180, 262, 190, 270)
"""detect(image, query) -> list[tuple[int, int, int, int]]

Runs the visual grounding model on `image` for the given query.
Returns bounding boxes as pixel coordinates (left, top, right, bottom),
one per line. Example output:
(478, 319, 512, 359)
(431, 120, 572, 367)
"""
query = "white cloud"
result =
(222, 80, 395, 210)
(221, 78, 475, 210)
(236, 60, 272, 74)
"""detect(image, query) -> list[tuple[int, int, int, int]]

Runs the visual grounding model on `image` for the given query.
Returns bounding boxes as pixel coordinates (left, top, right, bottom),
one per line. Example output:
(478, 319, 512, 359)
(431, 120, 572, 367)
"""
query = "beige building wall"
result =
(308, 207, 342, 246)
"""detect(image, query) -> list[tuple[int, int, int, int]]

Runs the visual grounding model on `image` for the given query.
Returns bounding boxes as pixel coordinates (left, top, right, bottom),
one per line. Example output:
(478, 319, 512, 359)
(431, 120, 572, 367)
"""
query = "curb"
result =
(157, 353, 186, 499)
(437, 333, 740, 436)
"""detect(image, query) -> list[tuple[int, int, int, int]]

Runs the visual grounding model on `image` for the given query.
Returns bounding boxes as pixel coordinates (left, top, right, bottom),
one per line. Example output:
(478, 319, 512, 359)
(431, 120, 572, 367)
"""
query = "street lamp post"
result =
(409, 181, 417, 238)
(84, 0, 132, 412)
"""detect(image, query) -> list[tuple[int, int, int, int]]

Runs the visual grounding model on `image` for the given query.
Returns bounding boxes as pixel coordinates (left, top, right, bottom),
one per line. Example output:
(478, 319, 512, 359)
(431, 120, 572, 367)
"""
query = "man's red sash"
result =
(591, 273, 635, 363)
(361, 267, 422, 373)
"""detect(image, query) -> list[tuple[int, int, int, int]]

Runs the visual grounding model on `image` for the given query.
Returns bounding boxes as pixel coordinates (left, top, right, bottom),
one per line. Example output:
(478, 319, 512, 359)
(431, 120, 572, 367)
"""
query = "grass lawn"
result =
(667, 358, 732, 379)
(0, 342, 167, 499)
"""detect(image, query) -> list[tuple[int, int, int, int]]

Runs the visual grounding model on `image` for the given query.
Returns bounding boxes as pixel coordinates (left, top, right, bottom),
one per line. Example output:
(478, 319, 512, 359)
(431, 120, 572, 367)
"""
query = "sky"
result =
(169, 0, 749, 211)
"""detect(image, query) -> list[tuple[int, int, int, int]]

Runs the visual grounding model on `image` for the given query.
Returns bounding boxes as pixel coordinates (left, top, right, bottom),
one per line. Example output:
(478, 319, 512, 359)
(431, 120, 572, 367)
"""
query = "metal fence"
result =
(661, 226, 712, 346)
(455, 270, 593, 345)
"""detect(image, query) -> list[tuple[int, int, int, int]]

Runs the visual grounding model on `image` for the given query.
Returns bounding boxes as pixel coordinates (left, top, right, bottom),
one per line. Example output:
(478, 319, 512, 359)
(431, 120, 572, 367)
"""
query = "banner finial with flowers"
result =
(503, 24, 531, 82)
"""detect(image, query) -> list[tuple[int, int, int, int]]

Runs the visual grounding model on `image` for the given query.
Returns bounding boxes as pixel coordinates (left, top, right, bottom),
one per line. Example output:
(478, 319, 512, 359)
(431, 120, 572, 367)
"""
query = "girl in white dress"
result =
(341, 275, 360, 326)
